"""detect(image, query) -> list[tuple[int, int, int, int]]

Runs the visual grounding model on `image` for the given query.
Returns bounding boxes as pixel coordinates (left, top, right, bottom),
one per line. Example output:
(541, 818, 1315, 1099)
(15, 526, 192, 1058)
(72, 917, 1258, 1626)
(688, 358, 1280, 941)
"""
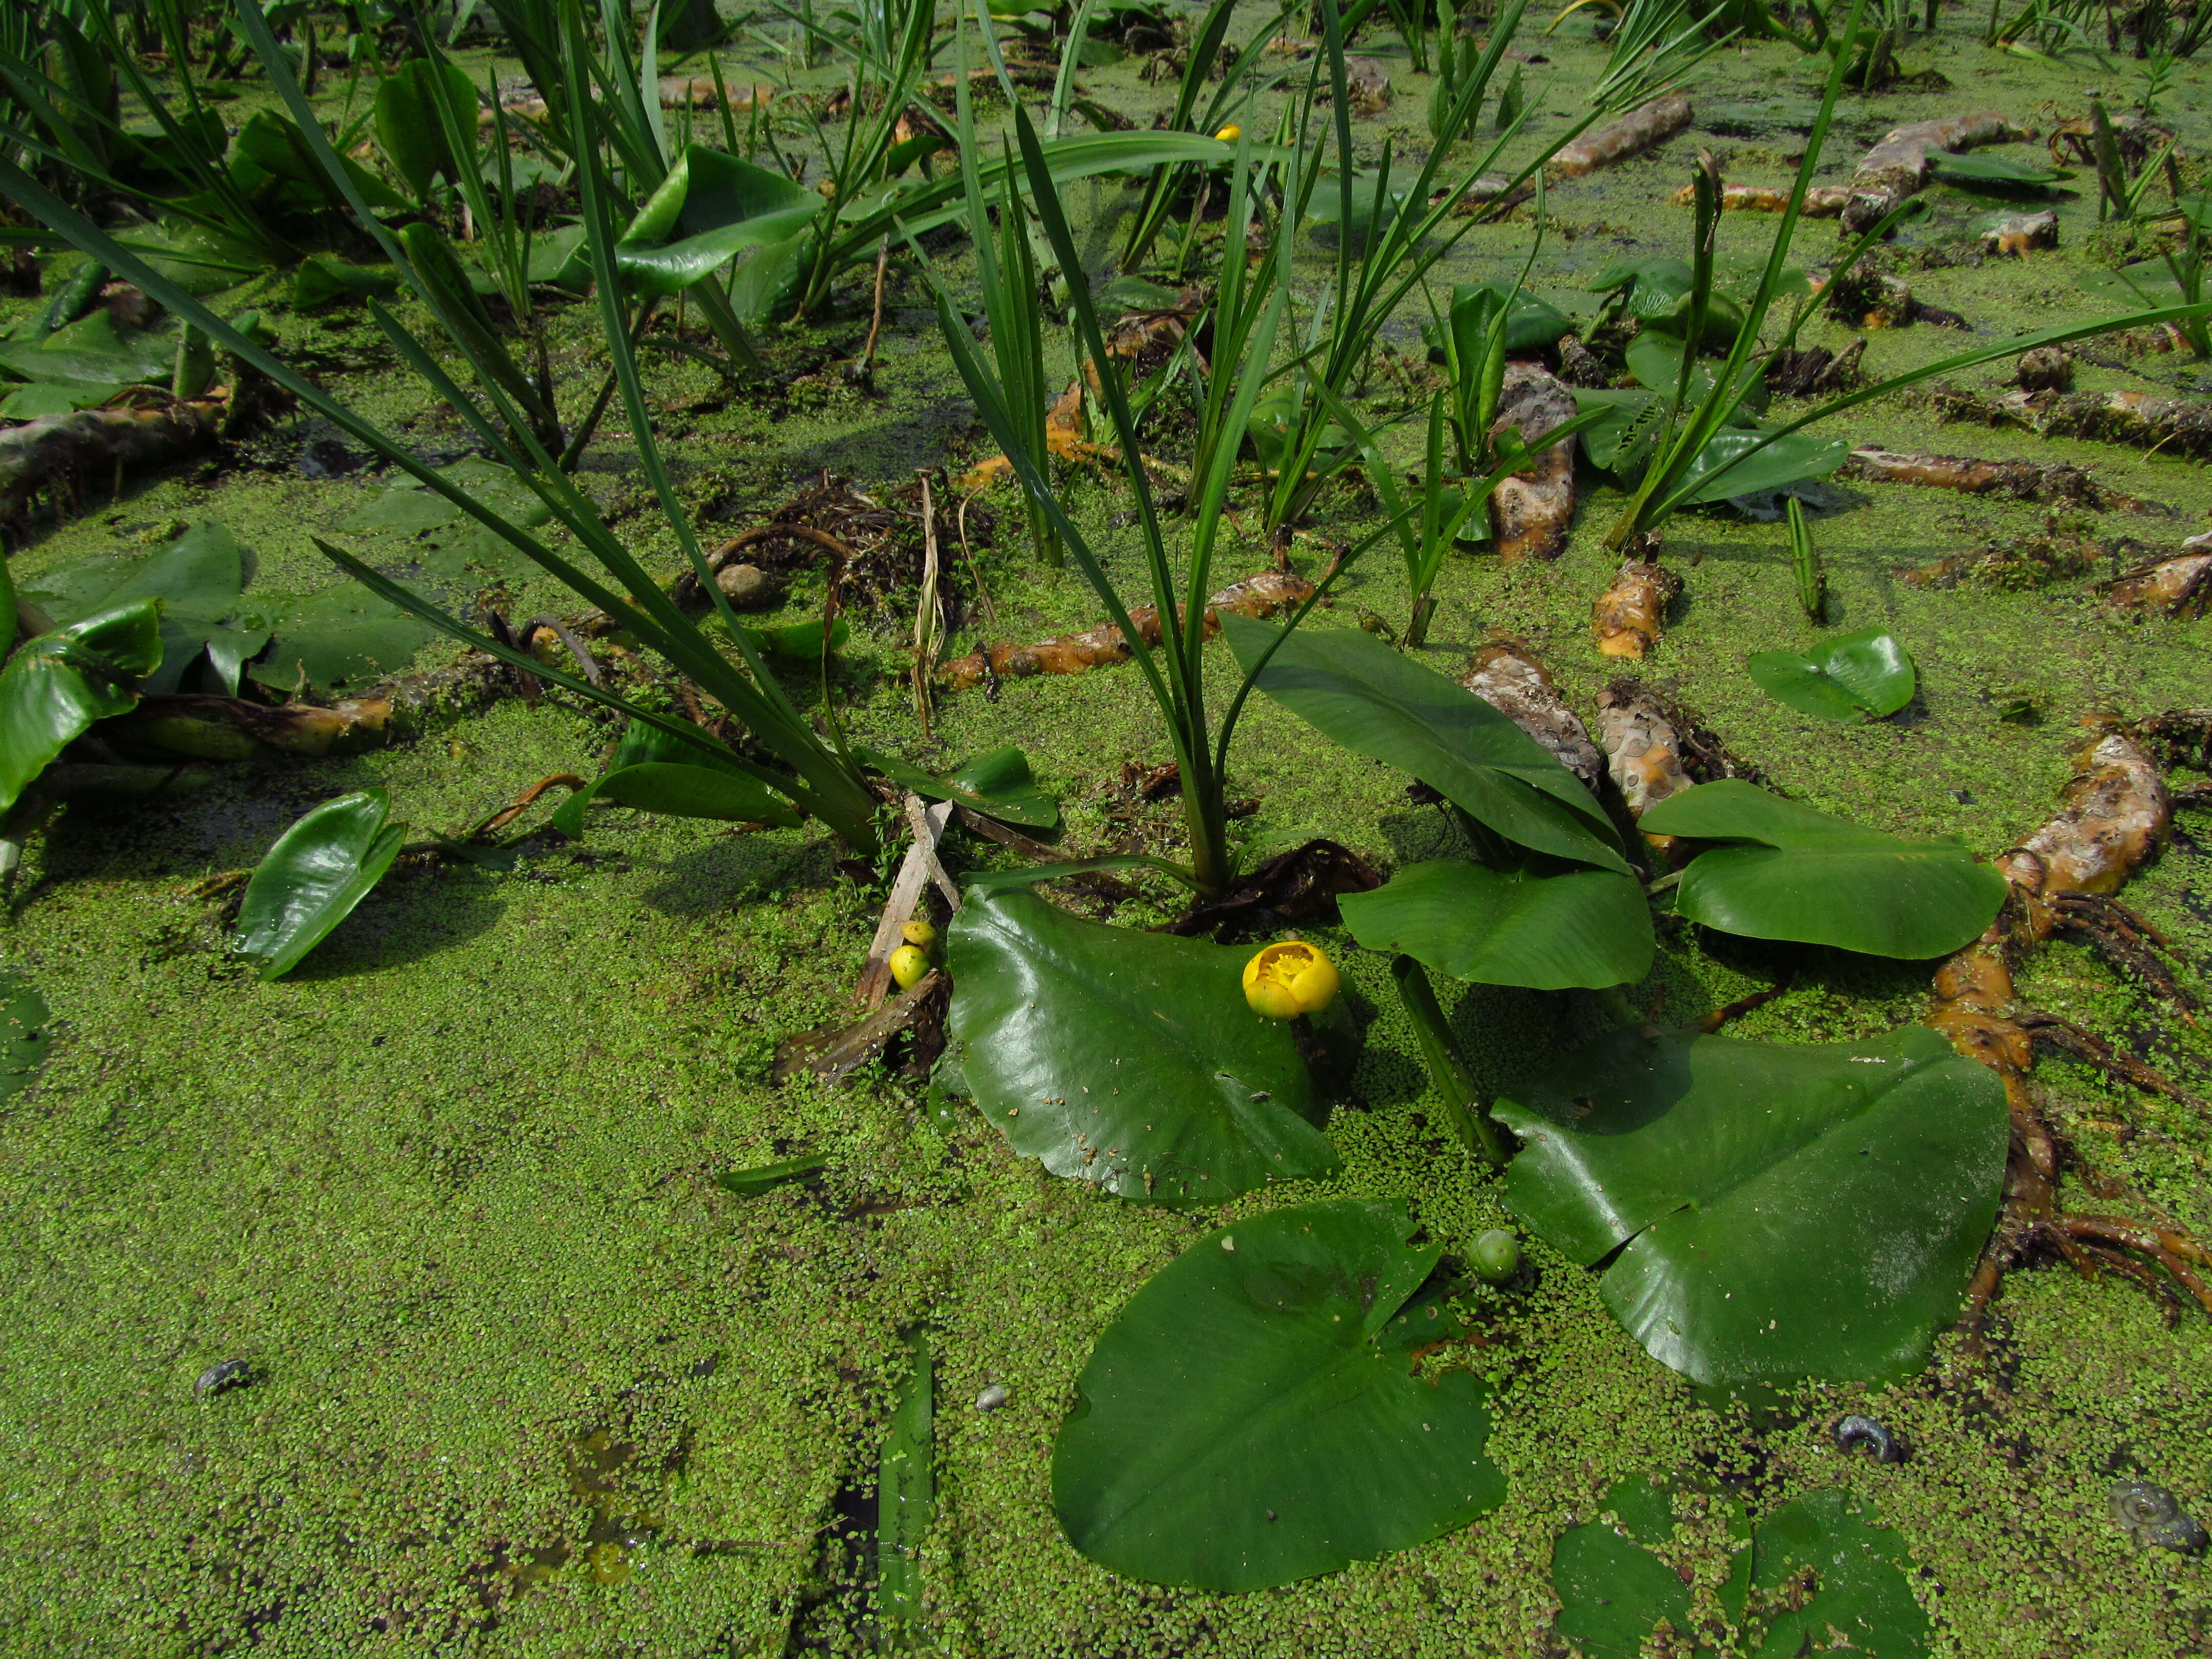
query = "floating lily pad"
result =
(1551, 1477, 1923, 1655)
(1223, 616, 1628, 873)
(248, 585, 436, 694)
(1, 968, 52, 1105)
(550, 718, 799, 837)
(1748, 626, 1916, 720)
(22, 521, 251, 695)
(616, 143, 825, 296)
(1339, 860, 1653, 990)
(1640, 780, 2005, 959)
(1497, 1024, 2007, 1386)
(335, 457, 553, 578)
(233, 789, 408, 981)
(947, 888, 1338, 1206)
(1053, 1200, 1504, 1590)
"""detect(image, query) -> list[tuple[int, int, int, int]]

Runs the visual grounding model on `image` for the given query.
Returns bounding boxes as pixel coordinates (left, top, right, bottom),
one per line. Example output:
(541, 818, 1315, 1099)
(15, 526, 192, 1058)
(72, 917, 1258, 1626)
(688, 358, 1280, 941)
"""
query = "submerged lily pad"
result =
(233, 789, 408, 981)
(1053, 1200, 1504, 1590)
(1640, 780, 2005, 959)
(947, 888, 1338, 1206)
(1498, 1024, 2007, 1386)
(248, 585, 436, 694)
(1748, 626, 1916, 720)
(1551, 1478, 1926, 1656)
(1, 968, 52, 1105)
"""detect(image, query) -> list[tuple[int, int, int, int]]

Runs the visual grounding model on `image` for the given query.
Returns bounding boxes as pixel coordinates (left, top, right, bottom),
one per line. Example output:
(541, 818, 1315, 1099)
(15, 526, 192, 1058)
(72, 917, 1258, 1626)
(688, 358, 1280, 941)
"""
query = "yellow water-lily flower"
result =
(1242, 940, 1339, 1019)
(1214, 123, 1243, 142)
(888, 944, 931, 990)
(901, 919, 938, 951)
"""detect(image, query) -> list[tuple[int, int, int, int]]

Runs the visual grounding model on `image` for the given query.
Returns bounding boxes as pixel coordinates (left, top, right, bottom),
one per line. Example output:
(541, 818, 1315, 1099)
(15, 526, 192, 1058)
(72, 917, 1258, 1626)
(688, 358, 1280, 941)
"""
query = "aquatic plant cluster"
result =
(2, 0, 2210, 1650)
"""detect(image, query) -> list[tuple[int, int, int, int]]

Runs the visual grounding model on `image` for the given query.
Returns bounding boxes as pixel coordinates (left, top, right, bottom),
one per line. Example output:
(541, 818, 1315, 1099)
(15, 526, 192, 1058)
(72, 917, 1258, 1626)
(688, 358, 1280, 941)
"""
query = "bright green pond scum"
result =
(3, 9, 2211, 1655)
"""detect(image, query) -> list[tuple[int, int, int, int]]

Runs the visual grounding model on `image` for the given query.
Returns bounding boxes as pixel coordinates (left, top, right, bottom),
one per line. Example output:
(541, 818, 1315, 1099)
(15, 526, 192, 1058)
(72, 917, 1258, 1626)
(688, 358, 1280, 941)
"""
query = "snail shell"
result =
(2109, 1481, 2209, 1553)
(195, 1358, 251, 1399)
(975, 1383, 1009, 1412)
(1834, 1414, 1905, 1464)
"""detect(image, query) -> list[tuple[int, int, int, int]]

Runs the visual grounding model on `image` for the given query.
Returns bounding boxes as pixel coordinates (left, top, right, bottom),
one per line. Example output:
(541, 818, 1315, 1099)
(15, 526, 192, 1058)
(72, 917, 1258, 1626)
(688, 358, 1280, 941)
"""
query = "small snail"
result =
(975, 1383, 1009, 1412)
(195, 1358, 251, 1399)
(2109, 1481, 2209, 1553)
(1834, 1414, 1905, 1465)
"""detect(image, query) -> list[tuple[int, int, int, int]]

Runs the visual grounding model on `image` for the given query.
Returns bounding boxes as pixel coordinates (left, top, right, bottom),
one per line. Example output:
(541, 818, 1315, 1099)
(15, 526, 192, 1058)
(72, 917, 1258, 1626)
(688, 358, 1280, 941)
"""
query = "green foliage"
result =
(18, 520, 251, 695)
(1052, 1201, 1503, 1589)
(1550, 1479, 1929, 1656)
(878, 1333, 934, 1634)
(865, 743, 1060, 832)
(613, 142, 824, 296)
(245, 586, 435, 695)
(0, 965, 50, 1105)
(1499, 1025, 2007, 1385)
(1644, 780, 2006, 958)
(1223, 618, 1628, 874)
(1748, 625, 1915, 720)
(0, 600, 162, 814)
(373, 56, 480, 201)
(946, 889, 1338, 1206)
(232, 789, 408, 981)
(1342, 862, 1654, 991)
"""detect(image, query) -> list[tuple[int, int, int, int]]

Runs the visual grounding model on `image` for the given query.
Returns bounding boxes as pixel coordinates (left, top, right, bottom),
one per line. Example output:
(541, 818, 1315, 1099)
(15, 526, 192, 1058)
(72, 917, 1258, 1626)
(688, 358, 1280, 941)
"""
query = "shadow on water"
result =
(286, 866, 508, 981)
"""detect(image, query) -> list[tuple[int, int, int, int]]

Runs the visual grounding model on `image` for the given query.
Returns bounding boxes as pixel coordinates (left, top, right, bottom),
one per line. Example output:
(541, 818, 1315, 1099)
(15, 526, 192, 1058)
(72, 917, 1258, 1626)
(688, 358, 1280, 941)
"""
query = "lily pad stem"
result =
(1390, 954, 1505, 1167)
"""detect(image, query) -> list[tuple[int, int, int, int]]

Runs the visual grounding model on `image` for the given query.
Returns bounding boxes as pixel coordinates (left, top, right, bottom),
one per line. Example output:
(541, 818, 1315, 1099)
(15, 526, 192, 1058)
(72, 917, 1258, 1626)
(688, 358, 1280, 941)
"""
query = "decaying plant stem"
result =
(1933, 384, 2212, 460)
(1487, 364, 1579, 562)
(1459, 636, 1604, 791)
(936, 571, 1313, 690)
(1699, 112, 2035, 228)
(1926, 720, 2212, 1338)
(2102, 537, 2212, 617)
(1552, 94, 1693, 177)
(1837, 446, 2165, 513)
(1591, 559, 1679, 659)
(1, 398, 225, 525)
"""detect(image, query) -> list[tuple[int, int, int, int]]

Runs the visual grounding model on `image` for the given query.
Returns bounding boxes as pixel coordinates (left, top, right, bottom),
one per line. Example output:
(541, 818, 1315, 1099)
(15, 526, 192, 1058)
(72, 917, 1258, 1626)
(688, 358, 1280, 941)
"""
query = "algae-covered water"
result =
(3, 10, 2211, 1654)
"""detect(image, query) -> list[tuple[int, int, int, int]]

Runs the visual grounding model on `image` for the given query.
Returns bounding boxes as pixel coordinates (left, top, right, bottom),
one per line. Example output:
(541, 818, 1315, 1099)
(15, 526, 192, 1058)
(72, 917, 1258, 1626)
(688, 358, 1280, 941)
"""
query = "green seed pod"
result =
(1470, 1228, 1521, 1285)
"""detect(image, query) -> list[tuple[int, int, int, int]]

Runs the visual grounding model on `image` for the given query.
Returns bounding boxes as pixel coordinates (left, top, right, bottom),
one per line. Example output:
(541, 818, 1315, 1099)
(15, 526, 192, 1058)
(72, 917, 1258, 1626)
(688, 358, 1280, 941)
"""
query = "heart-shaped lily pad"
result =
(1748, 627, 1915, 720)
(1497, 1024, 2006, 1386)
(1053, 1200, 1504, 1590)
(947, 888, 1337, 1206)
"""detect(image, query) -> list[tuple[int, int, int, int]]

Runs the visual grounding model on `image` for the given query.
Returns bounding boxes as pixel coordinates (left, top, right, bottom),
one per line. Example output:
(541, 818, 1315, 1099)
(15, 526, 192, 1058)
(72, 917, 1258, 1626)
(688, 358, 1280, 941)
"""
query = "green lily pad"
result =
(374, 56, 479, 201)
(947, 888, 1338, 1206)
(248, 585, 436, 694)
(1339, 860, 1654, 990)
(336, 457, 553, 578)
(589, 762, 803, 825)
(1750, 1488, 1930, 1656)
(232, 789, 409, 981)
(1677, 428, 1852, 506)
(1223, 616, 1628, 874)
(1497, 1024, 2007, 1386)
(1052, 1200, 1505, 1590)
(1553, 1477, 1741, 1656)
(1748, 626, 1916, 720)
(22, 520, 249, 695)
(1639, 781, 2005, 959)
(0, 601, 163, 815)
(292, 257, 402, 311)
(1448, 279, 1573, 353)
(1, 967, 52, 1106)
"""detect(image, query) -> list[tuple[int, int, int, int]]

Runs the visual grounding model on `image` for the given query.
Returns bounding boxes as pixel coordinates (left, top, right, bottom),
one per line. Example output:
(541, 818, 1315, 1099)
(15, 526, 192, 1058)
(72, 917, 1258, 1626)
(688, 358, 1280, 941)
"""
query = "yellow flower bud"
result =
(888, 945, 931, 990)
(1214, 123, 1242, 142)
(1242, 940, 1339, 1019)
(900, 919, 938, 951)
